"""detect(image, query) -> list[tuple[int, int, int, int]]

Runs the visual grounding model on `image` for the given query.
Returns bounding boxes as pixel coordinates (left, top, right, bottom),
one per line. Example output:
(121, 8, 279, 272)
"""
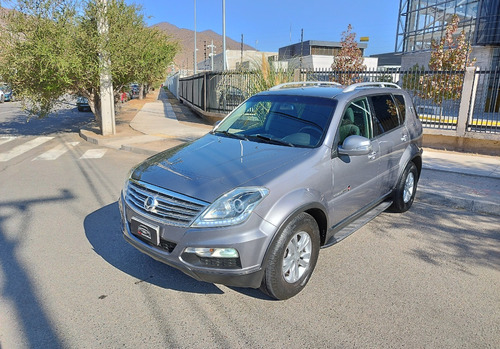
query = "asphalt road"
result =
(0, 97, 94, 135)
(0, 104, 499, 348)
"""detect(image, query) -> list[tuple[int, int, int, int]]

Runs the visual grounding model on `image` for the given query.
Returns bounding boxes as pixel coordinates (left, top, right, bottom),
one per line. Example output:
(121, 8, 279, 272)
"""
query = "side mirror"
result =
(338, 135, 372, 156)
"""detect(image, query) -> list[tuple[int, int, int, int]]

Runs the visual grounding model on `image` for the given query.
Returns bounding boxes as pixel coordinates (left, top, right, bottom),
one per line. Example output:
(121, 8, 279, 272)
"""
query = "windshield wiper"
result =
(270, 111, 323, 130)
(213, 130, 248, 141)
(254, 134, 294, 147)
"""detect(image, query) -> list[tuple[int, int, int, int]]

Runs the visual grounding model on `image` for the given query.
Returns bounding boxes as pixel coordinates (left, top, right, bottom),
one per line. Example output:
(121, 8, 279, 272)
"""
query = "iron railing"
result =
(175, 67, 500, 134)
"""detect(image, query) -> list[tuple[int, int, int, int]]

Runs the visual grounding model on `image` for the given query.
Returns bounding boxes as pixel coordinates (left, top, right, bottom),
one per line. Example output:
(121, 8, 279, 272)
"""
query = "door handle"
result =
(401, 134, 408, 142)
(368, 151, 377, 160)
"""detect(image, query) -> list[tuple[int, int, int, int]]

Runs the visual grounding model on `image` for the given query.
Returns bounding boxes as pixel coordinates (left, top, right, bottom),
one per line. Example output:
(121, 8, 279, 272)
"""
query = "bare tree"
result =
(330, 24, 366, 85)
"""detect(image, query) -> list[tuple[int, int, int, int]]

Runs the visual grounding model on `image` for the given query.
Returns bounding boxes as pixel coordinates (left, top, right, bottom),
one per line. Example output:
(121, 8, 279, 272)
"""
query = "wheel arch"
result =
(260, 201, 328, 272)
(396, 143, 423, 184)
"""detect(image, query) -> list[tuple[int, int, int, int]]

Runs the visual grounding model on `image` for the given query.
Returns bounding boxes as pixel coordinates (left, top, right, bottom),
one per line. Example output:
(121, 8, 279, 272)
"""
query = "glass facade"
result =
(474, 0, 500, 45)
(396, 0, 479, 52)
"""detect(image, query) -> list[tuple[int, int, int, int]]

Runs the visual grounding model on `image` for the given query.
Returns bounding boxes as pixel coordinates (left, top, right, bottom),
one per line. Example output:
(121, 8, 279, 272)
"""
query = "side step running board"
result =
(323, 201, 393, 248)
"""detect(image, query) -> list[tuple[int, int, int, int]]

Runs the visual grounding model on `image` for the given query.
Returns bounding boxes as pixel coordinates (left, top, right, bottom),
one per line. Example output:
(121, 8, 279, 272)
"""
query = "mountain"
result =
(153, 22, 256, 70)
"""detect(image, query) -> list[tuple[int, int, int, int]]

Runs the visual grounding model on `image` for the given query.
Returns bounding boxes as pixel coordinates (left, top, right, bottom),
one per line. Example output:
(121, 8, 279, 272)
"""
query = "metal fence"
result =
(176, 67, 500, 134)
(469, 68, 500, 134)
(176, 71, 256, 114)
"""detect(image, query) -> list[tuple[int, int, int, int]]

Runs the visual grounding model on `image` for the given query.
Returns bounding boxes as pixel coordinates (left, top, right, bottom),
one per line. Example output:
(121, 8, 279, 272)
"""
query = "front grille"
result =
(126, 180, 208, 227)
(159, 239, 177, 253)
(134, 234, 177, 253)
(199, 257, 242, 269)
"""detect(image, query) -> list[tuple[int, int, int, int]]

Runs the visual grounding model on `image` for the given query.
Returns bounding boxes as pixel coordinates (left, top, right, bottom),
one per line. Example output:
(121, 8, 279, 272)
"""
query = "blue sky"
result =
(127, 0, 402, 56)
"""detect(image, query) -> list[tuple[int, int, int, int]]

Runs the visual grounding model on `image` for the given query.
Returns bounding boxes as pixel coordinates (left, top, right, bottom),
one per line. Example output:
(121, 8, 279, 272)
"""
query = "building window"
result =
(396, 0, 479, 53)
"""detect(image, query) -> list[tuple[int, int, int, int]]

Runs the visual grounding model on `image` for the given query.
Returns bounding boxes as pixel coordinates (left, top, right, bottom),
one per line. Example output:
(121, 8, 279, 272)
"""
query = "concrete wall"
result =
(285, 55, 378, 70)
(197, 50, 278, 71)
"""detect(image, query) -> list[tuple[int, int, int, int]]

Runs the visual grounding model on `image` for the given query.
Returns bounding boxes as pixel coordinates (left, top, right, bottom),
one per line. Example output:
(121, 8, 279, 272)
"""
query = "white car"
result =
(0, 89, 4, 103)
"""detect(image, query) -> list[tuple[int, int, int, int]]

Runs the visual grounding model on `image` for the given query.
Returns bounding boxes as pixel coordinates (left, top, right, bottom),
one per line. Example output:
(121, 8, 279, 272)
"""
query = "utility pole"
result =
(204, 40, 207, 70)
(222, 0, 227, 70)
(194, 0, 197, 74)
(208, 40, 216, 71)
(300, 28, 304, 71)
(98, 0, 115, 135)
(240, 34, 243, 69)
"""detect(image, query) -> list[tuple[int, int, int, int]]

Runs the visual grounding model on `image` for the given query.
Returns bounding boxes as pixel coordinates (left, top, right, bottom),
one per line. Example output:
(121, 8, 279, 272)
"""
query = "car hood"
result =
(131, 134, 313, 202)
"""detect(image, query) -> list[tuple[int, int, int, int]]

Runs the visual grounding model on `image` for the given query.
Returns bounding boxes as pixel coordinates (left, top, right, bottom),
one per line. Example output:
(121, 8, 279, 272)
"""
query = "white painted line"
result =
(0, 137, 16, 146)
(0, 136, 54, 162)
(79, 149, 107, 159)
(33, 142, 80, 161)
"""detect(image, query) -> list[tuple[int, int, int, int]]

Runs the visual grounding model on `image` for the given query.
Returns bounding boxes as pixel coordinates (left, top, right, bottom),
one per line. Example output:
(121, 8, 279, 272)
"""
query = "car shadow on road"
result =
(84, 202, 225, 295)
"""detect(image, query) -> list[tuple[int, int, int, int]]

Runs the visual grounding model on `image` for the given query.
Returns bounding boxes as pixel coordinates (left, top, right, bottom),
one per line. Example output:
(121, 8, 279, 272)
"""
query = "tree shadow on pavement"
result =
(0, 105, 94, 136)
(84, 202, 224, 295)
(378, 202, 500, 273)
(0, 189, 74, 348)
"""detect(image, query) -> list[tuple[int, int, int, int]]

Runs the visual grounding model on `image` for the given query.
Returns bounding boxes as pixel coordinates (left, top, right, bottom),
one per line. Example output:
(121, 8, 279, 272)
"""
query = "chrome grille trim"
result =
(125, 180, 209, 227)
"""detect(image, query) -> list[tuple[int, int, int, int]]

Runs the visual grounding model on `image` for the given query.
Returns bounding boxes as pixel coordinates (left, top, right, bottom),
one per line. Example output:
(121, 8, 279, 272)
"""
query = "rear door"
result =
(369, 94, 409, 195)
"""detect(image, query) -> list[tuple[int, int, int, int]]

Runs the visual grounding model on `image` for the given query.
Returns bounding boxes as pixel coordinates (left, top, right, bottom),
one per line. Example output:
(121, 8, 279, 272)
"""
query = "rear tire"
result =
(391, 161, 418, 213)
(261, 212, 320, 300)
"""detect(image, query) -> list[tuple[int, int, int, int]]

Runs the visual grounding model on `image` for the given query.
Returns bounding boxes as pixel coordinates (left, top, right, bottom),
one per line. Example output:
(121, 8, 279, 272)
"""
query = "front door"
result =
(329, 97, 382, 226)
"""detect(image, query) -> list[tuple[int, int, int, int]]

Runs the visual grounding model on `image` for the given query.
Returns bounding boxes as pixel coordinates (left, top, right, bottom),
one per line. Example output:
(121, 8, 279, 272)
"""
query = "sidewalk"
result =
(80, 89, 500, 217)
(80, 88, 212, 155)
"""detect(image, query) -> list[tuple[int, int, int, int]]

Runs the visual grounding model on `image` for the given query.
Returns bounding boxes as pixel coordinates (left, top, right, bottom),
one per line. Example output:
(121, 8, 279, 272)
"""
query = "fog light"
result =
(184, 247, 239, 258)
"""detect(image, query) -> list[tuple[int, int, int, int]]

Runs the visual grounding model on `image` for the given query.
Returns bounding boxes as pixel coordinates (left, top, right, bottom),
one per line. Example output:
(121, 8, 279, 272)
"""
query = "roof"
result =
(258, 81, 402, 99)
(259, 86, 344, 99)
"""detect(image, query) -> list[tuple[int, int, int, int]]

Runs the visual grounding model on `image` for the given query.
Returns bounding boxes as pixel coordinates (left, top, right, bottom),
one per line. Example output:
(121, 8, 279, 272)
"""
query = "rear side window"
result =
(393, 94, 406, 123)
(370, 94, 400, 136)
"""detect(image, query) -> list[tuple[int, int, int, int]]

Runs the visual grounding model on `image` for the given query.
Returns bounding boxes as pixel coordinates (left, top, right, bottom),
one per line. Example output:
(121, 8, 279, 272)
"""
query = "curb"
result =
(120, 144, 160, 156)
(79, 129, 99, 145)
(417, 189, 500, 217)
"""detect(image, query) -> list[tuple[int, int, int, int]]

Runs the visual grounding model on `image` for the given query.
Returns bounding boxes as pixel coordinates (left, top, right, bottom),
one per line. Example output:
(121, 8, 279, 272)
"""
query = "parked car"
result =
(218, 86, 247, 110)
(0, 89, 4, 103)
(119, 81, 423, 300)
(130, 83, 140, 98)
(0, 85, 14, 101)
(76, 96, 91, 112)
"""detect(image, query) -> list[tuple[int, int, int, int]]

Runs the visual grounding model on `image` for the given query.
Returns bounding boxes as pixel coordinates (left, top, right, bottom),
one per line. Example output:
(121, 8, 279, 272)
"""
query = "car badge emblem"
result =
(144, 196, 158, 212)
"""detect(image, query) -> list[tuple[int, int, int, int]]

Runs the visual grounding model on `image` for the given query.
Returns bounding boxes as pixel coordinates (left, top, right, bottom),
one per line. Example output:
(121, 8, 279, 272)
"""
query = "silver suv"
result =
(119, 82, 423, 299)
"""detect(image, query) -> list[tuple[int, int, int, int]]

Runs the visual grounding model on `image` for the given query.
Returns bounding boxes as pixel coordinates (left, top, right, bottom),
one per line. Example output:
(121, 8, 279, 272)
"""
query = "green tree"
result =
(0, 0, 178, 133)
(330, 24, 366, 85)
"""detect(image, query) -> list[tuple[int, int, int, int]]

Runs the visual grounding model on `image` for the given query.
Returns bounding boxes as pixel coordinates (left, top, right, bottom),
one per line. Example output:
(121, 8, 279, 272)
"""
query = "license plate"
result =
(131, 218, 160, 246)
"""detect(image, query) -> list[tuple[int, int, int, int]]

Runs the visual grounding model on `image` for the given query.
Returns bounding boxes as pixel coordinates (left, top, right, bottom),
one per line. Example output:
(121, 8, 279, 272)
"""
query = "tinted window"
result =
(393, 94, 406, 124)
(370, 94, 400, 136)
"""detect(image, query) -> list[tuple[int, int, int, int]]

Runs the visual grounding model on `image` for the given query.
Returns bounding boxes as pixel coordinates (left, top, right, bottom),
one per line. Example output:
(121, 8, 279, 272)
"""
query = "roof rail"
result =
(343, 82, 401, 93)
(269, 81, 342, 90)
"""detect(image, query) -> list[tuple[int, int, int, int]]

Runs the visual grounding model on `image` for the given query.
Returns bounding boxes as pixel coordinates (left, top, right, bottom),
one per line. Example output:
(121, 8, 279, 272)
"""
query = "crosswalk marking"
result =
(0, 137, 16, 146)
(0, 136, 54, 162)
(79, 149, 107, 159)
(0, 136, 110, 161)
(33, 142, 80, 161)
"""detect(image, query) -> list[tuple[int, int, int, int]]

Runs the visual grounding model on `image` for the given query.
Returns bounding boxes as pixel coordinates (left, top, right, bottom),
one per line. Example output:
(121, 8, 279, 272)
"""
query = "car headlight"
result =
(192, 187, 269, 227)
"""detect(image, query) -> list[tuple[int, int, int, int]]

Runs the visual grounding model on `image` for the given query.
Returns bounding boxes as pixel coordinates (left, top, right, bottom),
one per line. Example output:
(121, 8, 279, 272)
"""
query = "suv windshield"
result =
(213, 94, 337, 148)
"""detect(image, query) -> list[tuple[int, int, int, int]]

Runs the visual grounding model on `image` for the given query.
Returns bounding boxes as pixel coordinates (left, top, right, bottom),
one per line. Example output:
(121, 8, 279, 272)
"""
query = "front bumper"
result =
(119, 192, 276, 288)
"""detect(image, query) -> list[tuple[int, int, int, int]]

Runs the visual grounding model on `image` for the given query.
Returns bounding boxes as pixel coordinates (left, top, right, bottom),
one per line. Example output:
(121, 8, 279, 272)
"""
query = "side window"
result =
(370, 94, 400, 136)
(393, 94, 406, 124)
(338, 97, 372, 144)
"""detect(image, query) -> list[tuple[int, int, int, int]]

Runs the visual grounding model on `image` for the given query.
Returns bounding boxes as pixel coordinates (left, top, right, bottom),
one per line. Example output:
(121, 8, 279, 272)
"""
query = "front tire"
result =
(261, 212, 320, 300)
(391, 161, 418, 213)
